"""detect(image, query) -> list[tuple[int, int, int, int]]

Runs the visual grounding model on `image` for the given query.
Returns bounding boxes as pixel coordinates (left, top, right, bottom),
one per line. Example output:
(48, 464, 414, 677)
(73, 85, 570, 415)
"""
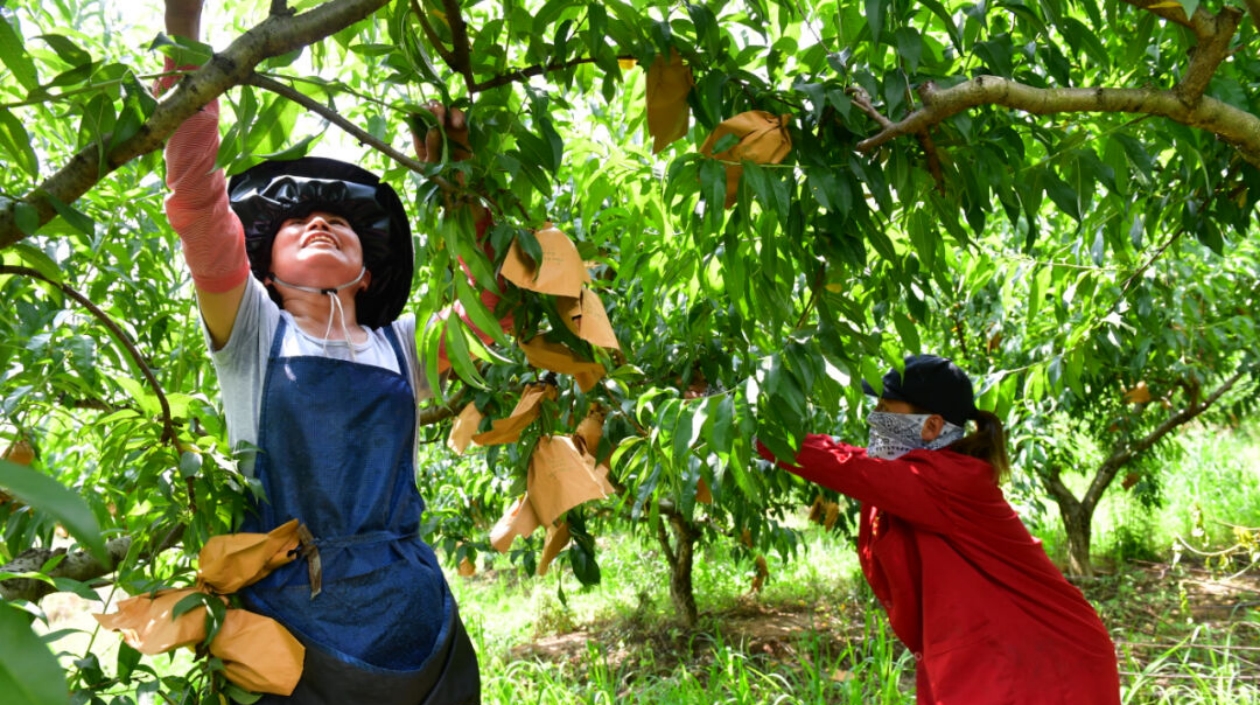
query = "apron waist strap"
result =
(297, 529, 420, 598)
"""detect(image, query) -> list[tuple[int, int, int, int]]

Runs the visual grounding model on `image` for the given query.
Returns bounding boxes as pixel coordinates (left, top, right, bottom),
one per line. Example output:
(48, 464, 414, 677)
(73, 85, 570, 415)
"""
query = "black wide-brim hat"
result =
(861, 354, 978, 427)
(227, 157, 414, 329)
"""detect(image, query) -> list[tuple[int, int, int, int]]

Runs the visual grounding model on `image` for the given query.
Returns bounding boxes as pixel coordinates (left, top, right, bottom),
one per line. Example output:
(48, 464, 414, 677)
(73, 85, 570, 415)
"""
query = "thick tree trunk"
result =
(1043, 465, 1097, 577)
(655, 513, 699, 627)
(1060, 502, 1095, 578)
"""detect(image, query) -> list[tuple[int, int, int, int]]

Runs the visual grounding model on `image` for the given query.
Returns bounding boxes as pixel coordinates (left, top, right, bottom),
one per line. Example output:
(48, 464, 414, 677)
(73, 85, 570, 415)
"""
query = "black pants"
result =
(256, 604, 480, 705)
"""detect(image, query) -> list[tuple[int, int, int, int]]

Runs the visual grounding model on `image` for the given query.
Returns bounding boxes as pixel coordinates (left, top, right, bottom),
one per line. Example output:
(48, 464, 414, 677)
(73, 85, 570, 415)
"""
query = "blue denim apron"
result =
(241, 317, 479, 704)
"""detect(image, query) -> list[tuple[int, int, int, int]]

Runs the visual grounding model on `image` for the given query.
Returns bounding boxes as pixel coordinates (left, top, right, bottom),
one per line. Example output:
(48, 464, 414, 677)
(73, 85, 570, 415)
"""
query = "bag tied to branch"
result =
(501, 222, 590, 298)
(95, 520, 306, 696)
(700, 110, 793, 208)
(646, 49, 694, 154)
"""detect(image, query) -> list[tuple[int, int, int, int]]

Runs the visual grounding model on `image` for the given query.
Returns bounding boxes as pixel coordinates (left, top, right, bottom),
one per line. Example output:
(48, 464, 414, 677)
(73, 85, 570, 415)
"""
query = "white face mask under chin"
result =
(866, 411, 965, 460)
(271, 266, 367, 359)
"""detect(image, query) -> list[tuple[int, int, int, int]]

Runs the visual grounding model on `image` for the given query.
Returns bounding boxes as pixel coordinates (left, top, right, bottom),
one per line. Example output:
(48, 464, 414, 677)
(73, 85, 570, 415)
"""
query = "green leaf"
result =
(253, 132, 323, 162)
(708, 394, 735, 456)
(224, 682, 263, 705)
(0, 459, 108, 566)
(893, 27, 923, 73)
(1177, 0, 1199, 20)
(37, 34, 91, 67)
(11, 243, 63, 283)
(891, 312, 921, 353)
(13, 201, 40, 235)
(514, 228, 543, 271)
(442, 314, 488, 390)
(44, 194, 94, 236)
(567, 518, 601, 586)
(864, 0, 885, 44)
(453, 268, 511, 349)
(698, 159, 727, 229)
(918, 0, 963, 51)
(0, 108, 40, 178)
(172, 591, 208, 620)
(0, 603, 69, 705)
(149, 32, 214, 67)
(0, 16, 40, 93)
(1040, 171, 1080, 221)
(672, 402, 705, 469)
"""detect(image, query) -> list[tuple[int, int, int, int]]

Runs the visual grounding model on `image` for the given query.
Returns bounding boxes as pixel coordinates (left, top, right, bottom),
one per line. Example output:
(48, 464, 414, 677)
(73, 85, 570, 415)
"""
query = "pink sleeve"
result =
(160, 59, 250, 294)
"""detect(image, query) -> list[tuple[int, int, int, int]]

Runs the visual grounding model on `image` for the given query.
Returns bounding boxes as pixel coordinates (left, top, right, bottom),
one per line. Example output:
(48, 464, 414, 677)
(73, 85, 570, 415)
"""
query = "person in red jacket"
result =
(760, 355, 1120, 704)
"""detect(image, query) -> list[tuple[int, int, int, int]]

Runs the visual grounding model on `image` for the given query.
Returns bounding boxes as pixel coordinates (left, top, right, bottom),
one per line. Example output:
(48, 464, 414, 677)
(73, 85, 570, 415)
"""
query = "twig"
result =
(1, 265, 174, 443)
(472, 57, 604, 93)
(418, 388, 469, 427)
(246, 73, 431, 174)
(1084, 368, 1247, 508)
(847, 85, 946, 194)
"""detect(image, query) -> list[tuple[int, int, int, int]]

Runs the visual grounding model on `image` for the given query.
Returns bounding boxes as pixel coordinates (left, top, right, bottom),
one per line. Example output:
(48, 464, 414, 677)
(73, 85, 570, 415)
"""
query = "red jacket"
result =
(765, 435, 1120, 705)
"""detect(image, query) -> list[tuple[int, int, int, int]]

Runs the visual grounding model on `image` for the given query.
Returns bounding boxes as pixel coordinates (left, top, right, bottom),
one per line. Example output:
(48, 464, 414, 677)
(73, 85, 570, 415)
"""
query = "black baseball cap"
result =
(862, 355, 978, 427)
(228, 157, 414, 328)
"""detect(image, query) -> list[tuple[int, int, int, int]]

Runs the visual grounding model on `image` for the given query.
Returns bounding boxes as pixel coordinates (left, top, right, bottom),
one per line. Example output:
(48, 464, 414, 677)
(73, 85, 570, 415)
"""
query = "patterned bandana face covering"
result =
(866, 411, 965, 460)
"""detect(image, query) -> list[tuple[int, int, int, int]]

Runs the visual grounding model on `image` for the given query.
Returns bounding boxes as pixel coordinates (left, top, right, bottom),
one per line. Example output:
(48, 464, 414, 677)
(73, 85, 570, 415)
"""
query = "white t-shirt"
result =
(209, 278, 433, 475)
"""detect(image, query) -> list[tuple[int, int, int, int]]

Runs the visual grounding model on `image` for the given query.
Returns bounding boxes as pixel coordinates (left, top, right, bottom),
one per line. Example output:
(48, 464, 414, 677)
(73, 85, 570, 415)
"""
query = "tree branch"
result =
(409, 0, 455, 67)
(1174, 7, 1243, 104)
(439, 0, 475, 92)
(856, 76, 1260, 168)
(1041, 463, 1080, 513)
(654, 515, 677, 566)
(847, 85, 945, 193)
(246, 74, 431, 175)
(1083, 368, 1249, 509)
(417, 389, 468, 427)
(0, 521, 184, 603)
(472, 56, 604, 94)
(1, 265, 175, 443)
(0, 0, 393, 250)
(0, 536, 134, 602)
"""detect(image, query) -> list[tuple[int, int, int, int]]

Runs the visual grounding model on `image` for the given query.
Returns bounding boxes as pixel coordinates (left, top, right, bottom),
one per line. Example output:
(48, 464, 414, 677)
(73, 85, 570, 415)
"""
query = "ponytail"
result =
(948, 410, 1010, 484)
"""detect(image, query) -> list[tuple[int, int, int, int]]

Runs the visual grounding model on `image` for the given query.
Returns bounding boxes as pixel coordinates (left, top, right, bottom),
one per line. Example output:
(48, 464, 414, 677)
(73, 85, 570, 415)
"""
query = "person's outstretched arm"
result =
(162, 0, 250, 350)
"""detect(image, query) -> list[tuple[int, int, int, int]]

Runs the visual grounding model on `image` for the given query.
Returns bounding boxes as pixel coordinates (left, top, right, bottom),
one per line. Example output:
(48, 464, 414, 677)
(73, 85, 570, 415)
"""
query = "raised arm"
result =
(165, 0, 202, 40)
(760, 435, 957, 533)
(161, 0, 250, 350)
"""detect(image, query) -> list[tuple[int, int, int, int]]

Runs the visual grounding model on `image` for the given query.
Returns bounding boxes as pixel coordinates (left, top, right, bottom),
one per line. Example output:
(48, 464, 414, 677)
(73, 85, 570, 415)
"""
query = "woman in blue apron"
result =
(163, 2, 482, 701)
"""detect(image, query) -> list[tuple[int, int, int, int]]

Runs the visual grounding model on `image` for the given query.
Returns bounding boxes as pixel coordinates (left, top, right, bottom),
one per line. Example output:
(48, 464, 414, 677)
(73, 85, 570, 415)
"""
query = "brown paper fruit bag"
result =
(447, 402, 485, 454)
(501, 223, 590, 297)
(490, 494, 542, 553)
(558, 288, 621, 351)
(700, 110, 793, 208)
(471, 383, 557, 446)
(646, 49, 694, 154)
(528, 436, 609, 526)
(209, 608, 305, 696)
(519, 336, 606, 392)
(537, 522, 572, 576)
